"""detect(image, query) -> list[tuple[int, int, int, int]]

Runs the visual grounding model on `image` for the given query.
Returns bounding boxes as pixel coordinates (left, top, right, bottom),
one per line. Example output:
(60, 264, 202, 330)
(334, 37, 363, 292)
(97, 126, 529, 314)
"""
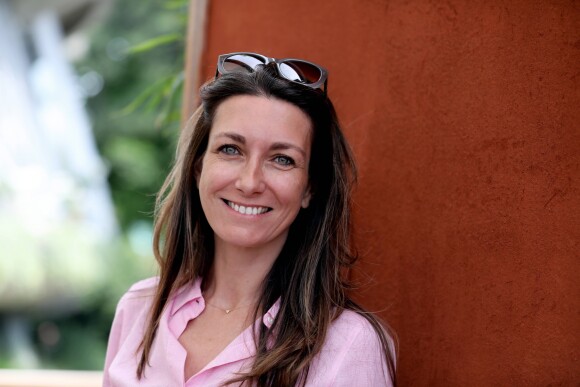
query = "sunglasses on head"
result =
(216, 52, 328, 94)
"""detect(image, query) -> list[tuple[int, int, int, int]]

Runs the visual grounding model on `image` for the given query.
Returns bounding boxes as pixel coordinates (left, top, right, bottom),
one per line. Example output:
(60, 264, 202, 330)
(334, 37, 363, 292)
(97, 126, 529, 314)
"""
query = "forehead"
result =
(209, 95, 312, 149)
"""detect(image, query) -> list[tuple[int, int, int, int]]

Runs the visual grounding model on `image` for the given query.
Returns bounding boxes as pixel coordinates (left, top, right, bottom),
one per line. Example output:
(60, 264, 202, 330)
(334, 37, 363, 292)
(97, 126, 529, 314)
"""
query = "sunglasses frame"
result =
(216, 52, 328, 94)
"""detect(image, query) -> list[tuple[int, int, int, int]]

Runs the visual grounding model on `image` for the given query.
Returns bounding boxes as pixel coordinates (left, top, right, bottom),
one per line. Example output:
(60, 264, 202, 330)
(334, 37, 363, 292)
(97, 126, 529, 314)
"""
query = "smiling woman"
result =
(103, 53, 396, 386)
(198, 95, 312, 251)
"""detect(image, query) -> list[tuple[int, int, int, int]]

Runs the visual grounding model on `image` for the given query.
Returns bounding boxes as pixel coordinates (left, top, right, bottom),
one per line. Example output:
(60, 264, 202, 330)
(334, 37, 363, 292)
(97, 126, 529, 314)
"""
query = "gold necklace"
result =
(203, 297, 254, 314)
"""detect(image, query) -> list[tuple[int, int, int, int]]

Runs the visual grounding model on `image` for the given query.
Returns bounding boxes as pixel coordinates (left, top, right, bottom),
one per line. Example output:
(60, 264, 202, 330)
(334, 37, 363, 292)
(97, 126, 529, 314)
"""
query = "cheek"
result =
(197, 167, 216, 200)
(198, 171, 216, 195)
(199, 162, 236, 194)
(275, 174, 309, 204)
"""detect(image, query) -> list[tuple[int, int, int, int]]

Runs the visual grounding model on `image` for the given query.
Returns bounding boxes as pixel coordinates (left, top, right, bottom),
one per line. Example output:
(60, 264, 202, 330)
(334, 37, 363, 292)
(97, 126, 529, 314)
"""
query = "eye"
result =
(217, 144, 240, 155)
(273, 155, 295, 166)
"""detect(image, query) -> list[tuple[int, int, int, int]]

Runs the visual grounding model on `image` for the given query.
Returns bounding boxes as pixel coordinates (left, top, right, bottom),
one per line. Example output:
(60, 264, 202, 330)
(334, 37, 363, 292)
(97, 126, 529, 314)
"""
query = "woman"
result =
(104, 52, 396, 386)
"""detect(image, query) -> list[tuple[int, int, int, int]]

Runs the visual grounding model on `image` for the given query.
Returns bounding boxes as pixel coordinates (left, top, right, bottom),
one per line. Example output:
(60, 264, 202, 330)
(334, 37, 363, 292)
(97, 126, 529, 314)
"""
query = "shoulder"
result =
(128, 276, 159, 291)
(335, 310, 396, 364)
(327, 309, 391, 352)
(308, 310, 395, 386)
(104, 277, 160, 381)
(111, 277, 159, 329)
(106, 277, 158, 344)
(117, 277, 158, 307)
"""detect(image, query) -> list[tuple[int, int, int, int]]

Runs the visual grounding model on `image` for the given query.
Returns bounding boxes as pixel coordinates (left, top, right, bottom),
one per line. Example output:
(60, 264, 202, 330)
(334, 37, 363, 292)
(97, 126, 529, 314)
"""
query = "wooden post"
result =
(181, 0, 209, 127)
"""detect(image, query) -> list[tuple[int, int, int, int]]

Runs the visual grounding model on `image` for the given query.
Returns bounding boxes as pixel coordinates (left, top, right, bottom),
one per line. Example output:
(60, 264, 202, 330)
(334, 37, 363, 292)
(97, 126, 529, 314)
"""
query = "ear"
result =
(301, 184, 312, 208)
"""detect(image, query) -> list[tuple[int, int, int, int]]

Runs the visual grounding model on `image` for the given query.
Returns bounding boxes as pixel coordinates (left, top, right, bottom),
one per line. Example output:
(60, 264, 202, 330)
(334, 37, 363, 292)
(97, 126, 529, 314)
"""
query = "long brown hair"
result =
(137, 65, 396, 385)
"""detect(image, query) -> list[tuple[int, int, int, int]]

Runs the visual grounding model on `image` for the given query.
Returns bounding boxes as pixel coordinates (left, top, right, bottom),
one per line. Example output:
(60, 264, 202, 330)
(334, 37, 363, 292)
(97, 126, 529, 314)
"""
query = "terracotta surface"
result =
(186, 0, 579, 385)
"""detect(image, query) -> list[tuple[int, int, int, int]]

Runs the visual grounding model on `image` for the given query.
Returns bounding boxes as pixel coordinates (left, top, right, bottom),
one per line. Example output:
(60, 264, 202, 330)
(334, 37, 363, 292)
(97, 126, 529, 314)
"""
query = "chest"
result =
(178, 309, 251, 380)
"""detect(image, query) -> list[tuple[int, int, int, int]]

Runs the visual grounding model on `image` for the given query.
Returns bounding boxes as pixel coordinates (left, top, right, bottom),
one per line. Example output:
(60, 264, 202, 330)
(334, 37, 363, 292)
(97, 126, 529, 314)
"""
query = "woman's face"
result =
(197, 95, 312, 251)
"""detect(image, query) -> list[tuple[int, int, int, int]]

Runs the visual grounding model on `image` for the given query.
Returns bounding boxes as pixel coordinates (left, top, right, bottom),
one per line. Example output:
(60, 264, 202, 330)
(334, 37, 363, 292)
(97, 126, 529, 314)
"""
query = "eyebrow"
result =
(214, 132, 306, 157)
(215, 132, 245, 143)
(270, 142, 306, 157)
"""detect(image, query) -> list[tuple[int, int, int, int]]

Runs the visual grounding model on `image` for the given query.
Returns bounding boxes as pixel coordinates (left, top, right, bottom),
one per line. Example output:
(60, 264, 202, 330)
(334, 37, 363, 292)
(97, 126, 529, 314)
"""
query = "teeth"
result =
(226, 200, 269, 215)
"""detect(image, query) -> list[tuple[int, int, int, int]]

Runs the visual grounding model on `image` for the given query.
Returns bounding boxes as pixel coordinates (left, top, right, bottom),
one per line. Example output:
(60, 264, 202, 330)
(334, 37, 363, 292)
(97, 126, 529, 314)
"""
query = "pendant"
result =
(225, 309, 232, 314)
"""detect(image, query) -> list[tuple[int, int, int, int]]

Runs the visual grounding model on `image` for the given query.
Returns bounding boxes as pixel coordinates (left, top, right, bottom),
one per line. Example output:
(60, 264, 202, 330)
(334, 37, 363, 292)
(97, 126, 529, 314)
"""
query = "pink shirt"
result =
(104, 277, 394, 386)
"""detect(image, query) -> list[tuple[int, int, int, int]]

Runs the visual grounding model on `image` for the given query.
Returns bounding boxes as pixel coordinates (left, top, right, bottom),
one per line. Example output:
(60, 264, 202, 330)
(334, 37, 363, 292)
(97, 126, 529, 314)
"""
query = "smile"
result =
(223, 199, 272, 215)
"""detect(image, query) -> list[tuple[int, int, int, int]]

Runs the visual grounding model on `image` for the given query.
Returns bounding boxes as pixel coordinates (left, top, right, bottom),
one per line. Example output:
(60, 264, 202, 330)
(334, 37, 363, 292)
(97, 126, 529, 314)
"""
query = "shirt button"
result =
(267, 316, 274, 324)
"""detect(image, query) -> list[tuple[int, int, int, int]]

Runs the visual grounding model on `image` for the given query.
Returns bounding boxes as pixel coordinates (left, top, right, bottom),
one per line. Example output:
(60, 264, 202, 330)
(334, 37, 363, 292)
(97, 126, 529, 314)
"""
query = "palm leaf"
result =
(126, 33, 182, 54)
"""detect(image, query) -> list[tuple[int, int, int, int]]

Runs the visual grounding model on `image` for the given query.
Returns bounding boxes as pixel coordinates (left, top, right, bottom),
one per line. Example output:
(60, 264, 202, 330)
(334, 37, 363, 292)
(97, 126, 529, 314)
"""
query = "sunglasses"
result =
(216, 52, 328, 93)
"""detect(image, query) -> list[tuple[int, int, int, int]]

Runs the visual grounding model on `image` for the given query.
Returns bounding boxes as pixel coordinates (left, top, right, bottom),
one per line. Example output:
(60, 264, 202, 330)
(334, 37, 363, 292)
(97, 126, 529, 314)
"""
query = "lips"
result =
(223, 199, 272, 215)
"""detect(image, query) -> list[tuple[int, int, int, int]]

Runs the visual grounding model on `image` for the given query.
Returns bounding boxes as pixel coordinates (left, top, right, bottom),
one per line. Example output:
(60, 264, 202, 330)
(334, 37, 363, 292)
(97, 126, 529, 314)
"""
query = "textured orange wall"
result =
(191, 0, 579, 385)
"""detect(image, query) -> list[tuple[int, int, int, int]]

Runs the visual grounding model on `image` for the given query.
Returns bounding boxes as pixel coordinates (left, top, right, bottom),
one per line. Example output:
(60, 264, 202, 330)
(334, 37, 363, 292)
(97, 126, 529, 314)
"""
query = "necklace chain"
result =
(203, 296, 254, 314)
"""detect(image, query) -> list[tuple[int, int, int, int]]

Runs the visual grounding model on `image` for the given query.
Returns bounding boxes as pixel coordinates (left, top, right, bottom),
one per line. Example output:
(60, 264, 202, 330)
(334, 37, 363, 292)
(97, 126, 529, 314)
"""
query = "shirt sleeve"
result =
(102, 277, 158, 387)
(102, 292, 128, 387)
(330, 317, 395, 387)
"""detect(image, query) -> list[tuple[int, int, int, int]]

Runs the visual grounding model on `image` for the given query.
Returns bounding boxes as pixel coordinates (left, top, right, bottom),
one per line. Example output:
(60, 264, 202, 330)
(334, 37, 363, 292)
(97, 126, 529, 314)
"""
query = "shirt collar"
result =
(169, 277, 281, 329)
(262, 299, 280, 328)
(170, 277, 203, 316)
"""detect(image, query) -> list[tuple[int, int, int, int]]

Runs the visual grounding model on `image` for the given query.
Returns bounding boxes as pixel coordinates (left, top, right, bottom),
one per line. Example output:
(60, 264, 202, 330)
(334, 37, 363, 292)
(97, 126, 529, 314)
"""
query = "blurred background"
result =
(0, 0, 186, 376)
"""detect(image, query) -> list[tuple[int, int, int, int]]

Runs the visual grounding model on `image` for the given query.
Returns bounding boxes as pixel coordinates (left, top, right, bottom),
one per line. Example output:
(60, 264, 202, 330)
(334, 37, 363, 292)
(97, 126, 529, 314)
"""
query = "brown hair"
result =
(137, 65, 396, 386)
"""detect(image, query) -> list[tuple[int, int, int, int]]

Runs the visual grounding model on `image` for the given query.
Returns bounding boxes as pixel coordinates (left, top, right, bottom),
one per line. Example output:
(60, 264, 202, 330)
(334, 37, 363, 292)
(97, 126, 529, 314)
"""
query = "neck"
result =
(203, 237, 284, 309)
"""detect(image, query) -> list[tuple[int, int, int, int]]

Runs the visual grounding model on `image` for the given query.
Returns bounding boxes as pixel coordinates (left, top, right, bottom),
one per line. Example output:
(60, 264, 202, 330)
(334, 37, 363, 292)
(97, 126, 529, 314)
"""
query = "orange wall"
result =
(190, 1, 579, 385)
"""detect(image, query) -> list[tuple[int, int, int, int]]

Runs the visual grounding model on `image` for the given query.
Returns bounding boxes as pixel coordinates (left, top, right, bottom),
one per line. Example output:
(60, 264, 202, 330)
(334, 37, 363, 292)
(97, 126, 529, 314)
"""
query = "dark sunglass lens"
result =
(279, 61, 321, 84)
(223, 54, 265, 73)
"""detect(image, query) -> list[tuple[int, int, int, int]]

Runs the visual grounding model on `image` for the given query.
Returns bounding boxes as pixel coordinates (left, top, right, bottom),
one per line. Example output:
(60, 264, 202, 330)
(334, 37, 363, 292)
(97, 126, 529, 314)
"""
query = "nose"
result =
(235, 158, 266, 195)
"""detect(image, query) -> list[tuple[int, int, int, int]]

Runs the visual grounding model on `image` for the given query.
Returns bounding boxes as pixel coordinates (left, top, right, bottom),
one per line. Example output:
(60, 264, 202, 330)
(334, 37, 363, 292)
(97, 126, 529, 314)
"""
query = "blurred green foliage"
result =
(77, 0, 188, 231)
(0, 0, 188, 370)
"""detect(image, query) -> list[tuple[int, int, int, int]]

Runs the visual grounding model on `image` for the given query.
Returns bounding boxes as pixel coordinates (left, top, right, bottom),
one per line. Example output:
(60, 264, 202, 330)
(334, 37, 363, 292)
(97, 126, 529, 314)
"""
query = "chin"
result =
(215, 229, 288, 250)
